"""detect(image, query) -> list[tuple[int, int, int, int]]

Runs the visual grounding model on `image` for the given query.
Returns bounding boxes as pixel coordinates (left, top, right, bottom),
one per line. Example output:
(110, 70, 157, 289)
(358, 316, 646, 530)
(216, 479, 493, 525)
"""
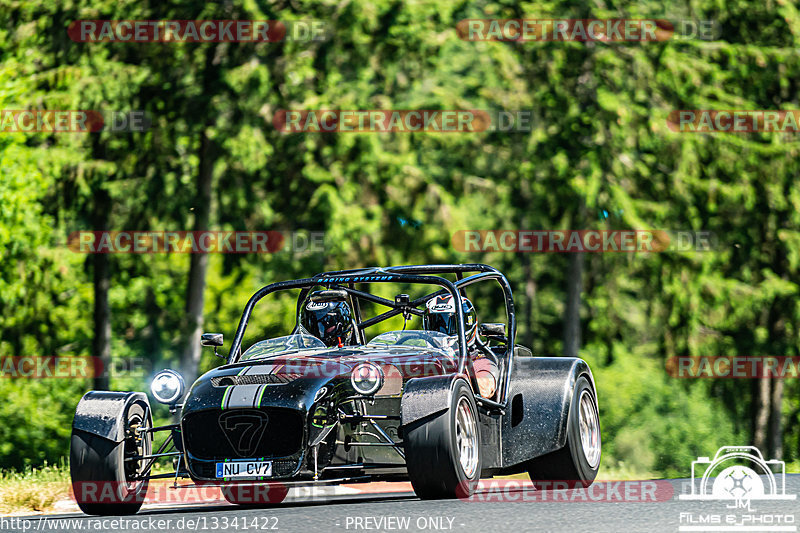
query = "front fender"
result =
(72, 391, 150, 442)
(400, 374, 470, 427)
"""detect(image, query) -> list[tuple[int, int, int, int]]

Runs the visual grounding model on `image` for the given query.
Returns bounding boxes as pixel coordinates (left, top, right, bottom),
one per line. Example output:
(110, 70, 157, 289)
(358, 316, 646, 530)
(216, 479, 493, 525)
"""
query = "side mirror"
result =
(201, 333, 223, 347)
(395, 294, 412, 320)
(201, 333, 225, 359)
(479, 323, 507, 344)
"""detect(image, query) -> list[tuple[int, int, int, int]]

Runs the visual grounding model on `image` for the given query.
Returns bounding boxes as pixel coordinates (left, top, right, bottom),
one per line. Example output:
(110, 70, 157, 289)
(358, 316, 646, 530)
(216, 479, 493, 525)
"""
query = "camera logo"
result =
(680, 446, 795, 502)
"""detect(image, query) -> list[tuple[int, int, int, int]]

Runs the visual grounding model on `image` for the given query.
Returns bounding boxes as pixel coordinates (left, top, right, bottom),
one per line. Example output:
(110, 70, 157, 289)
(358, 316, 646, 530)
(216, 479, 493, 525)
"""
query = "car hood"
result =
(181, 345, 458, 415)
(221, 344, 458, 377)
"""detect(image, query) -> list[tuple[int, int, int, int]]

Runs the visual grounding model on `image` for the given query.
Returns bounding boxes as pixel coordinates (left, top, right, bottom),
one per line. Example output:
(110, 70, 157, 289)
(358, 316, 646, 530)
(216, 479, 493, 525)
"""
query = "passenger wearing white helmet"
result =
(422, 294, 500, 399)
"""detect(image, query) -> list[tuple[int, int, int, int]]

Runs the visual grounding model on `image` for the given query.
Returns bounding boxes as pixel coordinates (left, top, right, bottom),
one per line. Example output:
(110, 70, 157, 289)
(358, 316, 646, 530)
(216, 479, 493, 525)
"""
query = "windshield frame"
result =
(367, 329, 460, 358)
(240, 334, 328, 362)
(226, 265, 516, 403)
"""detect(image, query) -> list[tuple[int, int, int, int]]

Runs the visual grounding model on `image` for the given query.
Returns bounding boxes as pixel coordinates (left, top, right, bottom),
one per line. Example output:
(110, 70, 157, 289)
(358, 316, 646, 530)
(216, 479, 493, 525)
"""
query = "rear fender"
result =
(72, 391, 150, 442)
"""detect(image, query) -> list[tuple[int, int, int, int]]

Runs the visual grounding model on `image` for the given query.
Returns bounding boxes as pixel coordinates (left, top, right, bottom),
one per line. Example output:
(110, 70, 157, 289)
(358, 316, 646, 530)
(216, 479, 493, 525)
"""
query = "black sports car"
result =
(69, 264, 601, 515)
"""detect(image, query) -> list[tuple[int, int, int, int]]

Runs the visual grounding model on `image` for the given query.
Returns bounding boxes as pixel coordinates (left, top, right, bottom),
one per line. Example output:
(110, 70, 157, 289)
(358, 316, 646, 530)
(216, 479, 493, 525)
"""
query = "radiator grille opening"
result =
(182, 408, 304, 460)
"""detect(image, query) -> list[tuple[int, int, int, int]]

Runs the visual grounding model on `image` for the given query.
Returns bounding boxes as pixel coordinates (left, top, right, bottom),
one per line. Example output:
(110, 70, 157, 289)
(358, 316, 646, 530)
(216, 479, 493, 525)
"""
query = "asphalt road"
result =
(5, 476, 799, 533)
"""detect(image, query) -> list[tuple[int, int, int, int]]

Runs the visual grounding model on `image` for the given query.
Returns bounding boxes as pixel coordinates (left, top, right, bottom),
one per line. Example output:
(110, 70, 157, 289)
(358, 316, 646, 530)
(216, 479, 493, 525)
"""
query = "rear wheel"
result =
(70, 400, 152, 515)
(527, 376, 600, 488)
(404, 379, 482, 499)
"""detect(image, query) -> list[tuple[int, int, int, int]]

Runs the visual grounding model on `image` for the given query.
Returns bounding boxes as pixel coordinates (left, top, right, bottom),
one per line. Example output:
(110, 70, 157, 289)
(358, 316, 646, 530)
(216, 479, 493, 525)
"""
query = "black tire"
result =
(70, 400, 151, 515)
(527, 376, 601, 489)
(404, 379, 482, 499)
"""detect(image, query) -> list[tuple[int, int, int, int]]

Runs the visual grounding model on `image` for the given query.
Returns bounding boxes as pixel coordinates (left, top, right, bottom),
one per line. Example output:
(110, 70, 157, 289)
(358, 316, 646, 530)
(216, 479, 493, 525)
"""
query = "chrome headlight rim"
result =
(350, 362, 384, 396)
(150, 369, 186, 405)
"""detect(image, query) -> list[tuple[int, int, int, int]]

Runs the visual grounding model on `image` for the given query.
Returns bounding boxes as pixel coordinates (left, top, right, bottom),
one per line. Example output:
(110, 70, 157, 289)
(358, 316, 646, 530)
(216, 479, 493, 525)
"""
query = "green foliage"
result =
(587, 347, 740, 477)
(1, 0, 798, 477)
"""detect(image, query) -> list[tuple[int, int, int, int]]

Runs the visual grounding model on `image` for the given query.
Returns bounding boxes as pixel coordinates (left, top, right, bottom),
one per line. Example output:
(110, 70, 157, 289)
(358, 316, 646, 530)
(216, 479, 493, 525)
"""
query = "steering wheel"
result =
(393, 331, 432, 345)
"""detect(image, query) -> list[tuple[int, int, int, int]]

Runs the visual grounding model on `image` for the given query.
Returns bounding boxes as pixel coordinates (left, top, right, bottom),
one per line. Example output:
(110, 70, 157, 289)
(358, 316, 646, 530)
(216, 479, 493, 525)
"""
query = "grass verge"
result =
(0, 462, 71, 515)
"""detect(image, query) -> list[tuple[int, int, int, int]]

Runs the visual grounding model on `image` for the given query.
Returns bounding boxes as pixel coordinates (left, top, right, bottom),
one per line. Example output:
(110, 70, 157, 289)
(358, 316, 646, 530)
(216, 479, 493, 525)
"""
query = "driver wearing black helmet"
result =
(300, 292, 357, 348)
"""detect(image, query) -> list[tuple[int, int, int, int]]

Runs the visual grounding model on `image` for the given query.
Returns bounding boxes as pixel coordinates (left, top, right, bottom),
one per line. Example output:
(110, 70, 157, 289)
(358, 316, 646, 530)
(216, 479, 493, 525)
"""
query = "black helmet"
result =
(300, 292, 355, 347)
(422, 295, 477, 343)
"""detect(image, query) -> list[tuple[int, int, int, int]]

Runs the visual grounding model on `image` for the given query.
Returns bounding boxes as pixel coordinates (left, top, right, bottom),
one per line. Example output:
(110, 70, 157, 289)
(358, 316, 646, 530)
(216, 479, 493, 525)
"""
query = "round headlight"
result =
(150, 369, 186, 405)
(350, 363, 384, 396)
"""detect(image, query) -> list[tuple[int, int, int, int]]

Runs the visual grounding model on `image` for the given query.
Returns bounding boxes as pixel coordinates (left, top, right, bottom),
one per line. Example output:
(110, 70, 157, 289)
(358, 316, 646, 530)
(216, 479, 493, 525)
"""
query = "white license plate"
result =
(215, 460, 273, 479)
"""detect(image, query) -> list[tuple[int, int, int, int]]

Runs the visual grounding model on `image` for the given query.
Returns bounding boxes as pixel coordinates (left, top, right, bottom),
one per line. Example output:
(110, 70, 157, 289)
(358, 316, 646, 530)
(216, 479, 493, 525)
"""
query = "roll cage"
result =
(227, 264, 517, 408)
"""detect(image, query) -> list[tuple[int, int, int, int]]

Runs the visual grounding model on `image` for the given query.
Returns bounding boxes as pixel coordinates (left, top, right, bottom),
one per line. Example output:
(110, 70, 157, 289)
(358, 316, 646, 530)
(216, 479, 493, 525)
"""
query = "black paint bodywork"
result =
(73, 391, 149, 442)
(179, 345, 458, 481)
(71, 264, 598, 486)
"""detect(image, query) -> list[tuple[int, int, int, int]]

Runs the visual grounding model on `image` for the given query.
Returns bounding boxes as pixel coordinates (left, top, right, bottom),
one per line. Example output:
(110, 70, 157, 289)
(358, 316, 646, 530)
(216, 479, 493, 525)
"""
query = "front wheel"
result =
(527, 376, 601, 488)
(70, 399, 152, 515)
(404, 379, 482, 499)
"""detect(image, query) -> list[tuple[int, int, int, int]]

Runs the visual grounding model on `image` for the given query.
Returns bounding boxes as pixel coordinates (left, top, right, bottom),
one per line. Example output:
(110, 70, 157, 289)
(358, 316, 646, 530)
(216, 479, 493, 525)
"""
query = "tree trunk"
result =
(180, 130, 214, 383)
(769, 378, 784, 458)
(521, 253, 536, 349)
(92, 189, 111, 390)
(766, 297, 786, 459)
(563, 251, 583, 357)
(518, 172, 536, 349)
(753, 375, 770, 451)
